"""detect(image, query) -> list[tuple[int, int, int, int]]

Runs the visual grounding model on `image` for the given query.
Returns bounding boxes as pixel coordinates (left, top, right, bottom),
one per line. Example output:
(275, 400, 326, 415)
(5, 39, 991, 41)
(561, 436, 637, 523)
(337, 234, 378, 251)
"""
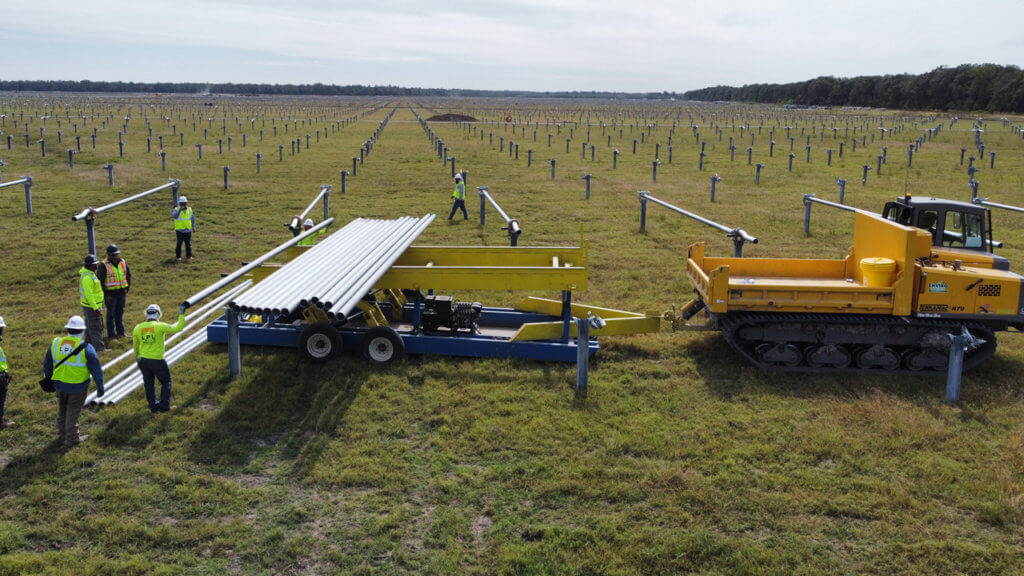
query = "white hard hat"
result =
(0, 316, 5, 329)
(454, 173, 463, 181)
(178, 195, 188, 203)
(146, 304, 162, 319)
(65, 315, 86, 331)
(304, 218, 314, 228)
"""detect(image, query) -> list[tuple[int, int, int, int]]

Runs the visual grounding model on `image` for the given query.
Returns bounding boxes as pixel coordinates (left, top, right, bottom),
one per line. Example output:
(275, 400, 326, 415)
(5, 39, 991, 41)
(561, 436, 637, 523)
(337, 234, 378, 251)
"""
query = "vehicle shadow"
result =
(687, 331, 1024, 406)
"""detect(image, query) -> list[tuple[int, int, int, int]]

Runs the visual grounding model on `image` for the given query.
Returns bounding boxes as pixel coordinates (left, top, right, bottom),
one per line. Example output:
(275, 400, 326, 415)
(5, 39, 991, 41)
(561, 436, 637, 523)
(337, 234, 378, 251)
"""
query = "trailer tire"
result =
(362, 326, 404, 366)
(299, 323, 342, 362)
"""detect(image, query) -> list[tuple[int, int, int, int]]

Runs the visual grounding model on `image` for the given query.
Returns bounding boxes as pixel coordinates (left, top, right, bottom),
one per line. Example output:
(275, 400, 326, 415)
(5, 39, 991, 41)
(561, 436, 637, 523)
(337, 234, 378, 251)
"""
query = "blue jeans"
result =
(138, 357, 172, 412)
(105, 289, 127, 338)
(449, 199, 467, 220)
(175, 230, 193, 259)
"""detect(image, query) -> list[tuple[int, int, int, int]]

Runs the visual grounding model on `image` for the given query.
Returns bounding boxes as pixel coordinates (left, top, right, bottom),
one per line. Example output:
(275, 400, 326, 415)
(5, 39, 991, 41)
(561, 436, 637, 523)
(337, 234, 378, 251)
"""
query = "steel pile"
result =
(229, 215, 435, 320)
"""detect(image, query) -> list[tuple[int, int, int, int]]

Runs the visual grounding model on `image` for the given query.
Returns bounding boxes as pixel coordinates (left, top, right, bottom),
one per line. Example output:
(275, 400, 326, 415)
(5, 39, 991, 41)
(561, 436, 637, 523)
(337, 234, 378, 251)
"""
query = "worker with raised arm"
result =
(296, 218, 325, 246)
(448, 172, 467, 221)
(172, 196, 195, 261)
(44, 315, 104, 449)
(79, 254, 106, 351)
(98, 244, 131, 340)
(133, 304, 186, 413)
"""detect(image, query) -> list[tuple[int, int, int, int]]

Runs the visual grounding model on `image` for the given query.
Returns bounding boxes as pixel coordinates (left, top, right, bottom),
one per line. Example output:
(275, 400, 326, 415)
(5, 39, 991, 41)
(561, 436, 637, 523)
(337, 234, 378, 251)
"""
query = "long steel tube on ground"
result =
(183, 217, 334, 310)
(72, 179, 179, 221)
(96, 329, 208, 405)
(97, 280, 252, 376)
(86, 282, 250, 406)
(230, 218, 380, 314)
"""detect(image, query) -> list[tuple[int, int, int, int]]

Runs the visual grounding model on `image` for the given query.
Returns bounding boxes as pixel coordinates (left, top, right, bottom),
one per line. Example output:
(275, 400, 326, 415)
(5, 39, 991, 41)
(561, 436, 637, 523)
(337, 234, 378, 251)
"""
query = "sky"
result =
(2, 0, 1022, 94)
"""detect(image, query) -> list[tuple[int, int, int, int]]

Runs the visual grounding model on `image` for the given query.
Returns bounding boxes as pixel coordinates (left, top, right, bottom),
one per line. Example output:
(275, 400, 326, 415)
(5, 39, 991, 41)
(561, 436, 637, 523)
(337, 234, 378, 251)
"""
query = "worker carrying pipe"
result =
(448, 173, 468, 221)
(132, 304, 185, 413)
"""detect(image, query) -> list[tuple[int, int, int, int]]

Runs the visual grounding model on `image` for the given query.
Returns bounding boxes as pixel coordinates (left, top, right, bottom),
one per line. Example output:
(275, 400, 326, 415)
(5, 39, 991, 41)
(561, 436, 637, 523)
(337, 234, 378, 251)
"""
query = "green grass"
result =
(0, 95, 1022, 575)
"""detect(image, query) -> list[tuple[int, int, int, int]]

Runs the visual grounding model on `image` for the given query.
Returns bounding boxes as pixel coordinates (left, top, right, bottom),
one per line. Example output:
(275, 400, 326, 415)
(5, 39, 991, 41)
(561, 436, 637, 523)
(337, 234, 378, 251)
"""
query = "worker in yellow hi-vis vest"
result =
(132, 304, 185, 413)
(448, 173, 467, 220)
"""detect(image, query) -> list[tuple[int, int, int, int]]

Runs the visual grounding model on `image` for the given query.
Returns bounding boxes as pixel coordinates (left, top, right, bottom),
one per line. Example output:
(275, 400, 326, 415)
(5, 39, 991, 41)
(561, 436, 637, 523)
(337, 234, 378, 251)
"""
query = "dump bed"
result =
(687, 212, 933, 316)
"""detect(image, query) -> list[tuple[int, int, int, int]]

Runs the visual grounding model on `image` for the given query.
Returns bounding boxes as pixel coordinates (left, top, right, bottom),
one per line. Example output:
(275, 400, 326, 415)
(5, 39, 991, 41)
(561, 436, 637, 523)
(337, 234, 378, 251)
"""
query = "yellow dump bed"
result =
(687, 212, 933, 316)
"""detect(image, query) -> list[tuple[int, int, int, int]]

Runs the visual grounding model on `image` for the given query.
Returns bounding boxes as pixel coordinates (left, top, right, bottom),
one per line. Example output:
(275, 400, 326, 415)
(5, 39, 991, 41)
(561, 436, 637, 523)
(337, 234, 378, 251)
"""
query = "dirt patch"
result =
(426, 113, 477, 122)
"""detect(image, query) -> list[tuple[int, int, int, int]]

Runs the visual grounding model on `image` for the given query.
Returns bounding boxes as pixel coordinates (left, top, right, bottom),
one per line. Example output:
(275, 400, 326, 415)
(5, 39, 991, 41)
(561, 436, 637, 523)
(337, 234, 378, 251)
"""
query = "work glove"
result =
(179, 304, 187, 315)
(96, 388, 105, 398)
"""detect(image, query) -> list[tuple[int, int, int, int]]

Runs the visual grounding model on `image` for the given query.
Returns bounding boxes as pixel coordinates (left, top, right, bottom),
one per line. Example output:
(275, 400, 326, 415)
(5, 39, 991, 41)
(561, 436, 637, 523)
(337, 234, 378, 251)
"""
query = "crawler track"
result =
(717, 312, 997, 374)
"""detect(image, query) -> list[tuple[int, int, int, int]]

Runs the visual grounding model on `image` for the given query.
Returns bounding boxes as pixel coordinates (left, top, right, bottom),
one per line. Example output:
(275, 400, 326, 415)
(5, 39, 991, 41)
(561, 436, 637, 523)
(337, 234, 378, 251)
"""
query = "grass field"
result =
(0, 94, 1022, 575)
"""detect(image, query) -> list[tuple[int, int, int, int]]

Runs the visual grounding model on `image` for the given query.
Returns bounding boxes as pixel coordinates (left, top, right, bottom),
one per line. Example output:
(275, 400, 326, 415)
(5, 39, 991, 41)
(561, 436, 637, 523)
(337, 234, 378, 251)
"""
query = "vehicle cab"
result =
(882, 195, 1009, 270)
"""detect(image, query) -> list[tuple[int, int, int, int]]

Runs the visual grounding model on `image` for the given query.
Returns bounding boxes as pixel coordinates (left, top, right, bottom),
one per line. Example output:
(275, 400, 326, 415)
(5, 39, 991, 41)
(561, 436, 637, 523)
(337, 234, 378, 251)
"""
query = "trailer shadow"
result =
(186, 350, 364, 474)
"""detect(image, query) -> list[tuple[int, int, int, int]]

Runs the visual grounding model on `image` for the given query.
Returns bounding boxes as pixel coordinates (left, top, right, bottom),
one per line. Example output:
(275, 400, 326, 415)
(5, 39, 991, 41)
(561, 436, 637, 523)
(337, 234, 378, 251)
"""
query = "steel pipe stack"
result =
(230, 215, 435, 319)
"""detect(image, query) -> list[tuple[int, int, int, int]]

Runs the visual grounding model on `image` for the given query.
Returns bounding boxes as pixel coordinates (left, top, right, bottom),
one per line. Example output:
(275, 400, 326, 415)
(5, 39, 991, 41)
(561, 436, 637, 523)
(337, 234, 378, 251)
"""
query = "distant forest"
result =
(0, 80, 656, 100)
(682, 64, 1024, 113)
(2, 64, 1022, 112)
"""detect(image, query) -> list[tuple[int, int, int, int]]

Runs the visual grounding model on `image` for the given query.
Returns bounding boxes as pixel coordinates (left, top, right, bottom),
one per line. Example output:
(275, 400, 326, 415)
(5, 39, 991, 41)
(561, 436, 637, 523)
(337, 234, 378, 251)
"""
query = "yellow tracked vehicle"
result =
(681, 203, 1024, 373)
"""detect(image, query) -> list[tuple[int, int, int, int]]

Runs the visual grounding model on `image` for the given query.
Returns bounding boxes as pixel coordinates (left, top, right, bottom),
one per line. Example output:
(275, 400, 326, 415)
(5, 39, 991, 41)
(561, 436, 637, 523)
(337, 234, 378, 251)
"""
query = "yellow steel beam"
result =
(395, 246, 586, 268)
(510, 316, 662, 341)
(377, 266, 586, 291)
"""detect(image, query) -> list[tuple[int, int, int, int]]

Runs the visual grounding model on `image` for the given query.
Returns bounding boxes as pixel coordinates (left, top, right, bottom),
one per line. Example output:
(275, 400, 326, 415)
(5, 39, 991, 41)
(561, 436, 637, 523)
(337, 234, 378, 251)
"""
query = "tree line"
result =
(0, 80, 669, 101)
(682, 64, 1024, 113)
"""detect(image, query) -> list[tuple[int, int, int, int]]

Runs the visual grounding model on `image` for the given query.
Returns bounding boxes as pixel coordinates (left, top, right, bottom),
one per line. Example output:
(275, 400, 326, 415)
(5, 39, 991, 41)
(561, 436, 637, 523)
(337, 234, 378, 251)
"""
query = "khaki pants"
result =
(56, 390, 87, 446)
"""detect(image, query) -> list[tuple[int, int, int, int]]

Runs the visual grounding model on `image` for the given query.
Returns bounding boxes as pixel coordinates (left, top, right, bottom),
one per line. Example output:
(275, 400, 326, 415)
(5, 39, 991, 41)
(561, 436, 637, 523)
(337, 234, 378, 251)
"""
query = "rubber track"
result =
(718, 312, 998, 375)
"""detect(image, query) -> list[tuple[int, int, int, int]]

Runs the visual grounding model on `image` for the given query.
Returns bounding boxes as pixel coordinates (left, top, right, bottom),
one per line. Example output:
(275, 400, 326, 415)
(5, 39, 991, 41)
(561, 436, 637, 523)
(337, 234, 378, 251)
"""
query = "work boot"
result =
(0, 419, 15, 429)
(65, 435, 89, 449)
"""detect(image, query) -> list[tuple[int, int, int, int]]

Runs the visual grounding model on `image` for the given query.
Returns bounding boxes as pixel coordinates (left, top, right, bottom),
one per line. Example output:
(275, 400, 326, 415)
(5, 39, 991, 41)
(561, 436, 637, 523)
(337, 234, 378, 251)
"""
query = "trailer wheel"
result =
(362, 326, 404, 365)
(300, 323, 342, 362)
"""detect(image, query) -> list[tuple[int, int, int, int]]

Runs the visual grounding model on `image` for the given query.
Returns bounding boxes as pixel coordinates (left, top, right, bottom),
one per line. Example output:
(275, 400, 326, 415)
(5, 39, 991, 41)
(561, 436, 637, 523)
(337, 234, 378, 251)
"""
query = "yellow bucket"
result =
(860, 257, 896, 287)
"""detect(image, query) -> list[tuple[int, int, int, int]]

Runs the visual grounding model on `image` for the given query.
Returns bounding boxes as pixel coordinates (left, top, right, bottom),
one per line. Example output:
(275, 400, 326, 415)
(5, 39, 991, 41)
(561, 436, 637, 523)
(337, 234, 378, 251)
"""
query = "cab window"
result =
(942, 211, 983, 248)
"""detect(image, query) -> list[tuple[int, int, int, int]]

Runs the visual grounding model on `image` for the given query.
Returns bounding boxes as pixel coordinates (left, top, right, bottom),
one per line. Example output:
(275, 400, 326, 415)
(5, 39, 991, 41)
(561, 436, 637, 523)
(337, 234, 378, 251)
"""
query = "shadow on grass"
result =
(687, 329, 1024, 405)
(186, 350, 365, 475)
(0, 439, 69, 494)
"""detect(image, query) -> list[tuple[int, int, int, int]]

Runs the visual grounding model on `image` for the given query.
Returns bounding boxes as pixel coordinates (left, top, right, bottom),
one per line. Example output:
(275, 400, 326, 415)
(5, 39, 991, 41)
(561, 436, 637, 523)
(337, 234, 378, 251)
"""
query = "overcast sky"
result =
(2, 0, 1022, 93)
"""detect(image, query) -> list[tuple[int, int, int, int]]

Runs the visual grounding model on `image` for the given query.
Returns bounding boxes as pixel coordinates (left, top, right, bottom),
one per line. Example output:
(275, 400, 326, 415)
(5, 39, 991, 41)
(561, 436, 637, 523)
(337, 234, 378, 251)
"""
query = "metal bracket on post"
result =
(227, 307, 241, 377)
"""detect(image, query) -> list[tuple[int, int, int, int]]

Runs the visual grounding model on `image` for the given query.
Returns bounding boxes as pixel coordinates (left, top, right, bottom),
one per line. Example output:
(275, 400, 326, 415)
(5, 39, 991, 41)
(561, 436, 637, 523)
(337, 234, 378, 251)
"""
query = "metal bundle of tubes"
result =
(85, 280, 252, 406)
(230, 215, 435, 320)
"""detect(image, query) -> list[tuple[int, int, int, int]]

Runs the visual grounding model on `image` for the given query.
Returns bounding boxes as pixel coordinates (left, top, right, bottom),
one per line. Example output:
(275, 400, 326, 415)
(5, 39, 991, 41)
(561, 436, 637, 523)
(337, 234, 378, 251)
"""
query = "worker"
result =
(43, 315, 104, 449)
(448, 173, 468, 221)
(99, 244, 131, 340)
(0, 315, 12, 429)
(133, 304, 185, 413)
(172, 195, 195, 261)
(79, 254, 106, 352)
(296, 218, 325, 246)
